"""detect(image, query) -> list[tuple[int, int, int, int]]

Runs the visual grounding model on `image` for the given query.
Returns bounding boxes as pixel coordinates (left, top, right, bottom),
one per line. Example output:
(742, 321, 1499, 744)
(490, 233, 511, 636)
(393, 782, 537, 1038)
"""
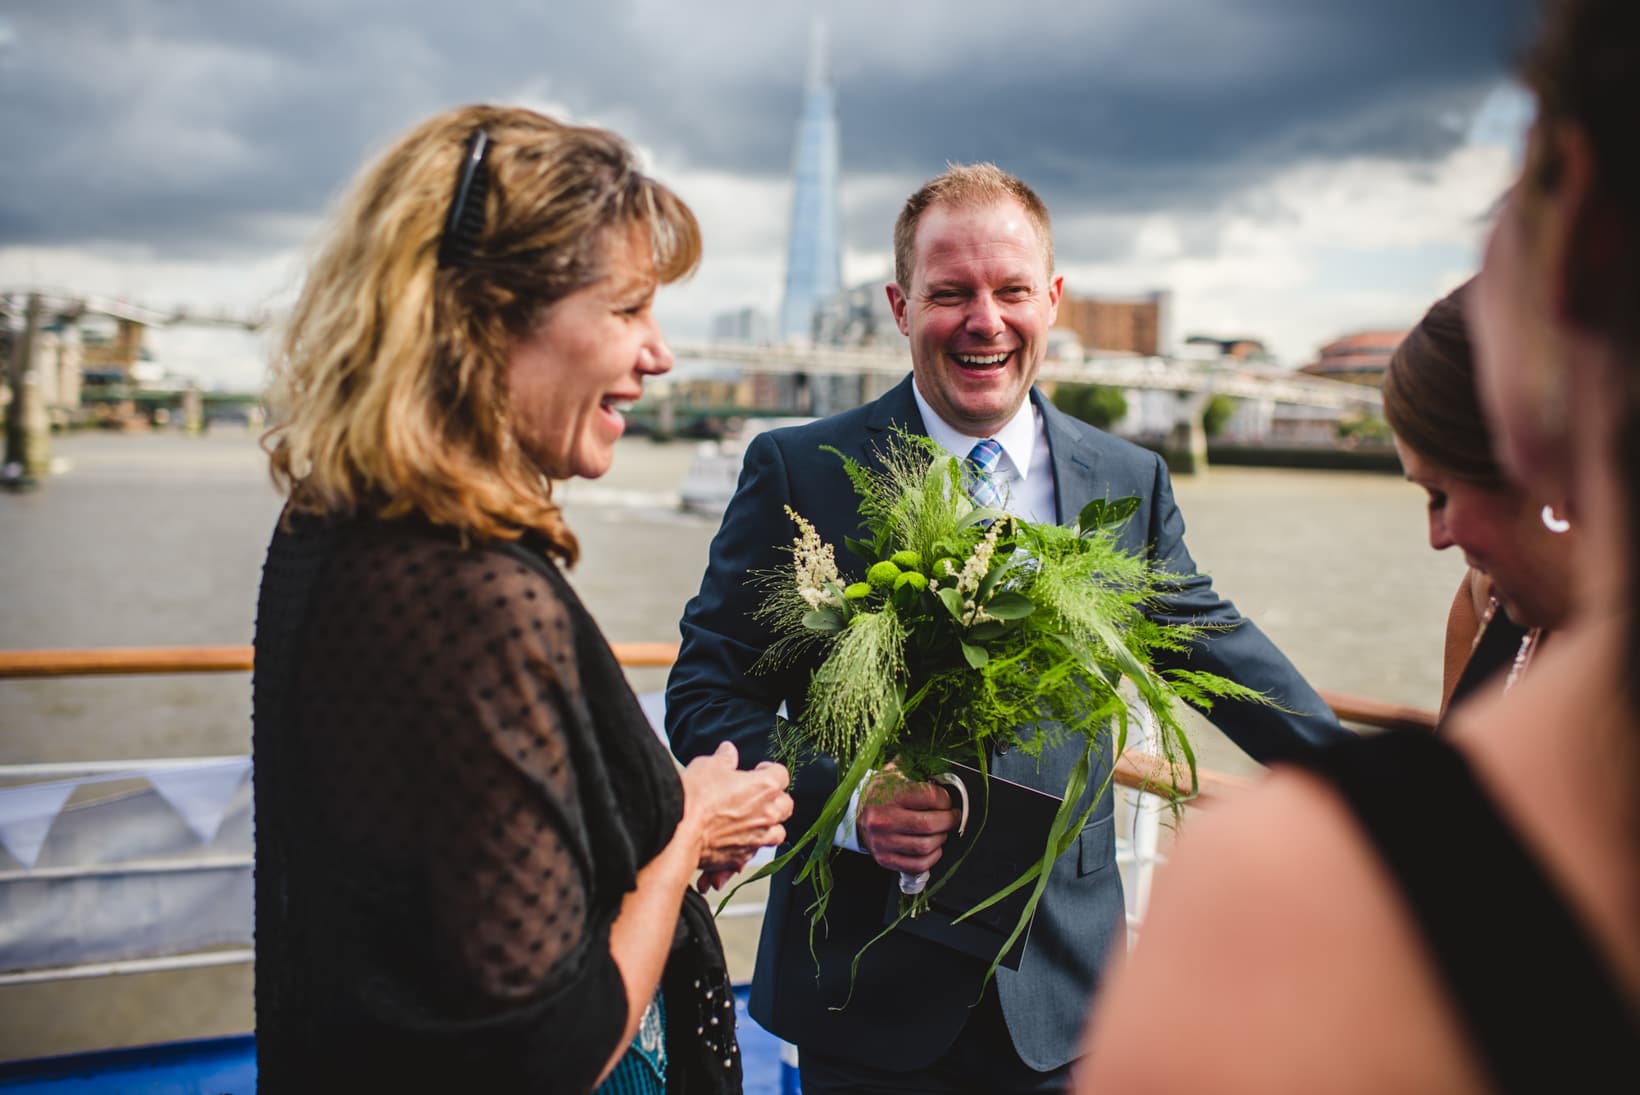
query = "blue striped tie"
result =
(965, 439, 1006, 512)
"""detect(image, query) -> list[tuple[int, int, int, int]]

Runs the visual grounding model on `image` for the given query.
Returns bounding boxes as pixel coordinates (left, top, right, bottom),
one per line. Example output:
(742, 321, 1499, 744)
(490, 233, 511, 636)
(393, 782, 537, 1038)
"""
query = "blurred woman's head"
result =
(1384, 279, 1574, 629)
(265, 104, 701, 561)
(1469, 0, 1640, 707)
(1471, 0, 1640, 499)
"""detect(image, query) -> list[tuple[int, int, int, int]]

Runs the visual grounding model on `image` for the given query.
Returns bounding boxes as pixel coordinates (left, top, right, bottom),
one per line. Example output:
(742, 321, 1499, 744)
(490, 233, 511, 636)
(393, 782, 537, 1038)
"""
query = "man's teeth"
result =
(954, 353, 1008, 366)
(601, 397, 635, 411)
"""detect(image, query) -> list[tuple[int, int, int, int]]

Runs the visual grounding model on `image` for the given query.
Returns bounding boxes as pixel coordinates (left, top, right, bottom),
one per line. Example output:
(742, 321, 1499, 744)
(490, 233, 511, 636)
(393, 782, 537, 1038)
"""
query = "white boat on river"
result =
(679, 417, 817, 514)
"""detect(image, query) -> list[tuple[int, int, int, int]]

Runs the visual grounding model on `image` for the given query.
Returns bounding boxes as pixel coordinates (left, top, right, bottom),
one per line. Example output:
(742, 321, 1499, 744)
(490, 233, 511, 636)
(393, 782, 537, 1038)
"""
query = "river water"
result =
(0, 426, 1463, 1059)
(0, 428, 1462, 762)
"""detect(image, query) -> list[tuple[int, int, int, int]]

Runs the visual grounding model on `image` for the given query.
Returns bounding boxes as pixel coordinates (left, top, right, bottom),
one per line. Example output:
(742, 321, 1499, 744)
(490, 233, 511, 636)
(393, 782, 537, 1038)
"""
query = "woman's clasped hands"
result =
(682, 741, 793, 893)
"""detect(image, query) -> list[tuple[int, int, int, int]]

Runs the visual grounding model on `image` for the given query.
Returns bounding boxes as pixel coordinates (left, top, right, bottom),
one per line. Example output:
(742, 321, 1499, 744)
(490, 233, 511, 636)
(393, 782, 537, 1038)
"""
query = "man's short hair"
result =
(892, 163, 1054, 290)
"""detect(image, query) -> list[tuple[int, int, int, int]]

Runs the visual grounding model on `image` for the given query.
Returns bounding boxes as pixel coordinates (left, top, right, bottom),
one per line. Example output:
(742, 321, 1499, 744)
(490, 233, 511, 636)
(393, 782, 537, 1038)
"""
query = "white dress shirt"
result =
(910, 381, 1057, 524)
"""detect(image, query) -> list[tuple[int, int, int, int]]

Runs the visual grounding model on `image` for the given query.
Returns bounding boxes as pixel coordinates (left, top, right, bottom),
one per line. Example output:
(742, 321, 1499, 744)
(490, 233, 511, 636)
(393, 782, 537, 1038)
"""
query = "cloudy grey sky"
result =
(0, 0, 1540, 387)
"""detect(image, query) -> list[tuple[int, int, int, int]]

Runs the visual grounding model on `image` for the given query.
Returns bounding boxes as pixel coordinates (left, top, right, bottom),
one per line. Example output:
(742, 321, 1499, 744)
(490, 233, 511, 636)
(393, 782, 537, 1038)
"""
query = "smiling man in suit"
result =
(666, 163, 1351, 1093)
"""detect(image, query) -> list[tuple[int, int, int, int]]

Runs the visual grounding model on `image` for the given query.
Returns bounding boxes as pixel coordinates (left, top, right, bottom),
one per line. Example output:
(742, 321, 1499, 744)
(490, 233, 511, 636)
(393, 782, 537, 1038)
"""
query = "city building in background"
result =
(2, 291, 267, 450)
(1179, 334, 1273, 364)
(709, 306, 773, 344)
(1298, 329, 1406, 386)
(814, 276, 899, 348)
(1053, 289, 1171, 357)
(777, 19, 843, 343)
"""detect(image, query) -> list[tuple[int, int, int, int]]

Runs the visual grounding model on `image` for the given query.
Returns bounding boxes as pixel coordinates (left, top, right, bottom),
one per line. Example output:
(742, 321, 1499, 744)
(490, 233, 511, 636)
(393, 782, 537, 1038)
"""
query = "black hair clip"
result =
(437, 128, 492, 267)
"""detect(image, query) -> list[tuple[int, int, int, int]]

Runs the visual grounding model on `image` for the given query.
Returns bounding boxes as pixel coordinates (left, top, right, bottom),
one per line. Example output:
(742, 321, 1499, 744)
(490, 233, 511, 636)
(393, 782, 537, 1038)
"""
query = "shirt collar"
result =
(911, 380, 1041, 481)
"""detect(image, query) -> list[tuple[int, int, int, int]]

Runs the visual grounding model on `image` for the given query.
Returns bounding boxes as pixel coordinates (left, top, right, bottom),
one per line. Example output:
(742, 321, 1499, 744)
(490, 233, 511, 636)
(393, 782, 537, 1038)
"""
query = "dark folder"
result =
(884, 761, 1063, 969)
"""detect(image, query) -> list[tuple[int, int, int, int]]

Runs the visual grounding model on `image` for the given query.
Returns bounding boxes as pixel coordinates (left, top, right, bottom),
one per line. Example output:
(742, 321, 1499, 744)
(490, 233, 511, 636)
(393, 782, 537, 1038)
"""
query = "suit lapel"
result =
(1035, 389, 1099, 526)
(803, 376, 927, 561)
(864, 375, 927, 444)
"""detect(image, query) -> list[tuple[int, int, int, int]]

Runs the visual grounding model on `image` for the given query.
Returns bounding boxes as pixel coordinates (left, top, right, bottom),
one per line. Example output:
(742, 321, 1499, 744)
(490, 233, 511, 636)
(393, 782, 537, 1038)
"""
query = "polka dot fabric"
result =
(252, 515, 738, 1092)
(300, 528, 599, 1002)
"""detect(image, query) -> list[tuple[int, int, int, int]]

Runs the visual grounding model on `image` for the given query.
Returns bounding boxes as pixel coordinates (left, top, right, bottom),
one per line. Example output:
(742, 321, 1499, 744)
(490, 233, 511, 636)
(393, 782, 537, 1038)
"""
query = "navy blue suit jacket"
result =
(666, 376, 1348, 1072)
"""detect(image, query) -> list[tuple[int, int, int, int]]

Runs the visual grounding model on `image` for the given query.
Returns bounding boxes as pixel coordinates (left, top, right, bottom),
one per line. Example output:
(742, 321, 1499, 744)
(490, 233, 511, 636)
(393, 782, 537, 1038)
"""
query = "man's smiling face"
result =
(887, 196, 1063, 435)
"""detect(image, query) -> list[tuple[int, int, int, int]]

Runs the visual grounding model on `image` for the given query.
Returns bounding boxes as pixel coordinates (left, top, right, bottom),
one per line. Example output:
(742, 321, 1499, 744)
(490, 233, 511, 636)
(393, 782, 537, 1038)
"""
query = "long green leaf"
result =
(984, 591, 1035, 619)
(802, 608, 845, 633)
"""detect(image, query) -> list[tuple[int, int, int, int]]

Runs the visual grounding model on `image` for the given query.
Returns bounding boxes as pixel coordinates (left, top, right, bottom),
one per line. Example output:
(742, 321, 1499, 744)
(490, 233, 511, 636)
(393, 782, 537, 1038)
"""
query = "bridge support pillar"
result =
(1163, 391, 1209, 476)
(648, 383, 676, 440)
(181, 385, 204, 435)
(3, 293, 49, 490)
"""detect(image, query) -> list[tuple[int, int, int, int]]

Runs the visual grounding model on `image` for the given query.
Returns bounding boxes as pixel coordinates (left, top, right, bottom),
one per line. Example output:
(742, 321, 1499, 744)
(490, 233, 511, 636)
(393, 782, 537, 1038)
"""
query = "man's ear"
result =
(886, 282, 911, 336)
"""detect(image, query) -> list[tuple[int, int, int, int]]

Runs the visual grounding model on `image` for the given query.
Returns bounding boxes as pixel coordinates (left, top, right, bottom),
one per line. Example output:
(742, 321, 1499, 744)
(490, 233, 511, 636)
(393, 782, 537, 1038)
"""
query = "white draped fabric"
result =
(0, 758, 252, 975)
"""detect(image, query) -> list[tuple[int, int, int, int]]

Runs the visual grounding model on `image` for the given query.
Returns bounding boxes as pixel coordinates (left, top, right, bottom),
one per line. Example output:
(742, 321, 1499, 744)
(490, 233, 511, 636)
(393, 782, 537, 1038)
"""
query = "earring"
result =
(1540, 504, 1571, 533)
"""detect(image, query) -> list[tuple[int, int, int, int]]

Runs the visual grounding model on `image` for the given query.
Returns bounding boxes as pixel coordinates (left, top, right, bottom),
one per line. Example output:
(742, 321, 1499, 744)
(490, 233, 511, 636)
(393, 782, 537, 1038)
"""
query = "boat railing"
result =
(0, 641, 1432, 749)
(0, 643, 1436, 990)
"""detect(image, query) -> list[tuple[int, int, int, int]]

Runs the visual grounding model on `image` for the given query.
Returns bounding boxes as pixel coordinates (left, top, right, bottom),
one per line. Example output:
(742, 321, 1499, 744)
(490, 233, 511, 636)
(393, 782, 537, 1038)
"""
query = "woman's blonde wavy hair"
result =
(264, 104, 701, 563)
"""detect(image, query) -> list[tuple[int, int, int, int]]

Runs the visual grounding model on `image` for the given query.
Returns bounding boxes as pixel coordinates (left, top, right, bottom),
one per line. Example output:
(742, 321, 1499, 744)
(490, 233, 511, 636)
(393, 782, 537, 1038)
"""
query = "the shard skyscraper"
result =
(778, 20, 842, 343)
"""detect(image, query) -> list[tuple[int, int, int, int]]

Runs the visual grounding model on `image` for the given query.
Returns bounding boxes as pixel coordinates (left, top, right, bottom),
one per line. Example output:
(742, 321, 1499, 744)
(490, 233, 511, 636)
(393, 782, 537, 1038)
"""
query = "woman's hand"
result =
(604, 743, 788, 1085)
(679, 741, 792, 875)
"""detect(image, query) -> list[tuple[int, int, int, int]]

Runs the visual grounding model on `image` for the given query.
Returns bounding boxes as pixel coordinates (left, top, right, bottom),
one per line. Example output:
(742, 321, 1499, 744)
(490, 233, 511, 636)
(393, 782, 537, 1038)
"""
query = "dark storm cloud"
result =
(0, 0, 645, 255)
(0, 0, 1539, 259)
(635, 0, 1542, 252)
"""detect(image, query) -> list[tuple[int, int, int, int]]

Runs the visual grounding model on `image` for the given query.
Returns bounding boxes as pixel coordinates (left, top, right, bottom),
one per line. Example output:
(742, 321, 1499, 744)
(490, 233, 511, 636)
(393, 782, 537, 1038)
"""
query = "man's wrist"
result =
(836, 768, 877, 854)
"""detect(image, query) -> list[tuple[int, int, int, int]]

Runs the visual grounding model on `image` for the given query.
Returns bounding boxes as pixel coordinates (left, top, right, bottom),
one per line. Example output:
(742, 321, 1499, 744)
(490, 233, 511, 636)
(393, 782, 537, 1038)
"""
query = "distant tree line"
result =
(1050, 384, 1128, 430)
(1052, 384, 1238, 438)
(1053, 383, 1395, 448)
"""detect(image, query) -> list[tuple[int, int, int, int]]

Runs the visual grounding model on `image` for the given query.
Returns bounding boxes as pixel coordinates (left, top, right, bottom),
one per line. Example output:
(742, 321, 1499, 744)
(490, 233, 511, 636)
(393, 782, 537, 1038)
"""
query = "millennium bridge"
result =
(668, 339, 1381, 410)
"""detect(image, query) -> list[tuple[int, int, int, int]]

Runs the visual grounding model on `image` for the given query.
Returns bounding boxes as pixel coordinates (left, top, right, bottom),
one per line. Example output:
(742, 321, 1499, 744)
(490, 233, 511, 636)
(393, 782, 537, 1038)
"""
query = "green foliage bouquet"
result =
(730, 430, 1266, 982)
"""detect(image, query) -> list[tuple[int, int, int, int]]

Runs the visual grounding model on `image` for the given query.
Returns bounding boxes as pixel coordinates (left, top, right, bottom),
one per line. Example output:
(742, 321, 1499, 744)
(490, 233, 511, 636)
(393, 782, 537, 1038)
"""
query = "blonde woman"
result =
(252, 105, 791, 1093)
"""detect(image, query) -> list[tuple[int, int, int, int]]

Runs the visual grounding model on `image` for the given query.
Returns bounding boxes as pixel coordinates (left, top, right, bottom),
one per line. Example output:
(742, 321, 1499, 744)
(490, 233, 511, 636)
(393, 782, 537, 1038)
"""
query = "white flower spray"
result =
(786, 505, 842, 610)
(956, 518, 1009, 625)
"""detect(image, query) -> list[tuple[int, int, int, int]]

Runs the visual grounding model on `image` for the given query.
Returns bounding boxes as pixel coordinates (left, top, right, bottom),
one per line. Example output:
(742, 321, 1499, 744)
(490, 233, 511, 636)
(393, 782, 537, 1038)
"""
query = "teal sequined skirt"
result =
(595, 990, 666, 1095)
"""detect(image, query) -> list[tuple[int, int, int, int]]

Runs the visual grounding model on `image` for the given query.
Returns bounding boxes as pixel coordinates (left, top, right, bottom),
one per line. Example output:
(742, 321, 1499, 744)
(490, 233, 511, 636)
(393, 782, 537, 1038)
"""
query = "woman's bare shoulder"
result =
(1076, 769, 1486, 1094)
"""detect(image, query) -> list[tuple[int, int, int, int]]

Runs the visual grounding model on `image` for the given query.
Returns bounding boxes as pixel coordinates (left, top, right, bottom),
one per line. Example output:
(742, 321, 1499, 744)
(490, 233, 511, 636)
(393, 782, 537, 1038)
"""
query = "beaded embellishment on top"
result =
(1505, 627, 1544, 691)
(1481, 596, 1544, 693)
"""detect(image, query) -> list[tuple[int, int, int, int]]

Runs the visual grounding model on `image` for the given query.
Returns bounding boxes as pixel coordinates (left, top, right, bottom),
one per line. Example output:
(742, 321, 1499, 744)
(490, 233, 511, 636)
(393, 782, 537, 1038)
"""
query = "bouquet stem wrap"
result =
(898, 770, 968, 896)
